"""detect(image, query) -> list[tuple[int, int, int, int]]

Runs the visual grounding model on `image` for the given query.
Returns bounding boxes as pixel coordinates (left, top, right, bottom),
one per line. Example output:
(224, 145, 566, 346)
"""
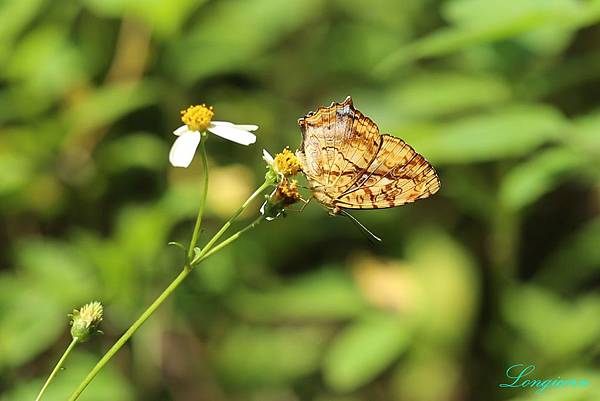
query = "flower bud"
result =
(70, 301, 103, 342)
(260, 179, 301, 221)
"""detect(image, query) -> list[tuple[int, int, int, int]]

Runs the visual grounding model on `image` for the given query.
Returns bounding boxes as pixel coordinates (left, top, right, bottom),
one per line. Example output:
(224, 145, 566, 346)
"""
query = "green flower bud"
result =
(69, 301, 103, 342)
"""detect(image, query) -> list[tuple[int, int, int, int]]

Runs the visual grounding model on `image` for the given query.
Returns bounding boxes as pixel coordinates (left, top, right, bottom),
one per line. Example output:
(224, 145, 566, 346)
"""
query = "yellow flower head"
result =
(274, 148, 302, 177)
(70, 301, 104, 342)
(275, 178, 301, 205)
(180, 104, 214, 132)
(260, 178, 302, 221)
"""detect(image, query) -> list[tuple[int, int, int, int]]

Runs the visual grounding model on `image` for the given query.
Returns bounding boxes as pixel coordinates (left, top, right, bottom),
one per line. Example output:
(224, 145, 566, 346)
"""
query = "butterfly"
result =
(296, 96, 440, 215)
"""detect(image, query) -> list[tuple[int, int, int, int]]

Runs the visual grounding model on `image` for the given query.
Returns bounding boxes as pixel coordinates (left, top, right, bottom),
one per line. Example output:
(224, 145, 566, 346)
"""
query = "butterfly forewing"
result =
(297, 96, 439, 212)
(335, 135, 440, 209)
(297, 97, 380, 189)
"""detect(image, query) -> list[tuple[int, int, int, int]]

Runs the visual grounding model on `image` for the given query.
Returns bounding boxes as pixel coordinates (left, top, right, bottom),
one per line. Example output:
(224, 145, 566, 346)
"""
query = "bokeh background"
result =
(1, 0, 599, 400)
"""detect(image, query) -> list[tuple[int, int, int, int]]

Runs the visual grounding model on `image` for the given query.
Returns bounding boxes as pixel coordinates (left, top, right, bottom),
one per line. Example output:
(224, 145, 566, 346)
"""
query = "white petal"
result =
(234, 124, 259, 131)
(173, 125, 190, 136)
(211, 121, 259, 132)
(262, 149, 274, 164)
(260, 198, 277, 221)
(210, 121, 234, 126)
(208, 125, 256, 146)
(169, 131, 201, 167)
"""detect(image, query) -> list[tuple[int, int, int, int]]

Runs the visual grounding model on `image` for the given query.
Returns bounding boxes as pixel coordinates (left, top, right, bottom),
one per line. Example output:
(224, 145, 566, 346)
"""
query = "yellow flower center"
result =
(274, 148, 302, 176)
(181, 104, 214, 132)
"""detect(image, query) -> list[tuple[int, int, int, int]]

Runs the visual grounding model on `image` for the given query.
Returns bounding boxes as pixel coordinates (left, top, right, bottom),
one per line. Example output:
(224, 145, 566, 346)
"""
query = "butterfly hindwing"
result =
(297, 97, 440, 211)
(335, 135, 440, 209)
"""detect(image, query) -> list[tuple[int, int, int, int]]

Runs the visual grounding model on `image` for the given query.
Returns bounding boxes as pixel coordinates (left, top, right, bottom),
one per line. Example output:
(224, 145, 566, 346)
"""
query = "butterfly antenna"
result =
(339, 210, 382, 243)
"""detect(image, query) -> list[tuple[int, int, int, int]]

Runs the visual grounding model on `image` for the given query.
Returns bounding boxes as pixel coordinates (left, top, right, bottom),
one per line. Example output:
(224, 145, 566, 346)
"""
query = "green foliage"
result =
(323, 313, 412, 392)
(0, 0, 598, 400)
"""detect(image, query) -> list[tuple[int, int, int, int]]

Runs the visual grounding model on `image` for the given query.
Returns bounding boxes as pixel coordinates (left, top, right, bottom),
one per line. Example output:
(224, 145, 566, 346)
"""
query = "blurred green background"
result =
(1, 0, 599, 400)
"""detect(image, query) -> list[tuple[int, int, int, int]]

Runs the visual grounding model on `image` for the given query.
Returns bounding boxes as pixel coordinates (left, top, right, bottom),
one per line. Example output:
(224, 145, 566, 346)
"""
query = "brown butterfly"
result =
(296, 96, 440, 215)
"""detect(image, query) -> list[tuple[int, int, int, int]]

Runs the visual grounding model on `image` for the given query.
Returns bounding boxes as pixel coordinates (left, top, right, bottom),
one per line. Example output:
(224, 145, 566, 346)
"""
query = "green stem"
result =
(187, 137, 209, 260)
(191, 180, 271, 265)
(67, 180, 272, 401)
(35, 337, 79, 401)
(67, 268, 190, 401)
(195, 215, 265, 264)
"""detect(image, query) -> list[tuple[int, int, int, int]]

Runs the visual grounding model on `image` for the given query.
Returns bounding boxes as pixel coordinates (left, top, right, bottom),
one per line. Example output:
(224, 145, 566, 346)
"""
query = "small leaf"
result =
(167, 241, 185, 250)
(191, 246, 202, 264)
(323, 313, 412, 392)
(499, 147, 587, 211)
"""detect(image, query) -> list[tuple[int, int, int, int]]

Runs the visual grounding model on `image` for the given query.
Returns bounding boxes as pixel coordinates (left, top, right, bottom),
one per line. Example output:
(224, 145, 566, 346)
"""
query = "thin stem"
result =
(195, 215, 265, 264)
(67, 181, 272, 401)
(35, 337, 79, 401)
(187, 138, 209, 260)
(67, 268, 190, 401)
(191, 180, 271, 265)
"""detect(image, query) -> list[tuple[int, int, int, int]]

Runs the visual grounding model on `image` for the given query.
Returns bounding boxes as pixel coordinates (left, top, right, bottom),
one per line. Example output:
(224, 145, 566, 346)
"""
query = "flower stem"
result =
(67, 268, 190, 401)
(67, 180, 271, 401)
(191, 180, 271, 265)
(187, 137, 209, 260)
(195, 215, 265, 264)
(35, 337, 79, 401)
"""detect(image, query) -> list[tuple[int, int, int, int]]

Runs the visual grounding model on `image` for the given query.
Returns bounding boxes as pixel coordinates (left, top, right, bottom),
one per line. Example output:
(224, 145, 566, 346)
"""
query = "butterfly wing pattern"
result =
(296, 96, 440, 213)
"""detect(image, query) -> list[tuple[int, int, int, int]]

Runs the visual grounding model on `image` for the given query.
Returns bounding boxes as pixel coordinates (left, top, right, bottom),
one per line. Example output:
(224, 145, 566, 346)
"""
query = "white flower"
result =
(169, 104, 259, 168)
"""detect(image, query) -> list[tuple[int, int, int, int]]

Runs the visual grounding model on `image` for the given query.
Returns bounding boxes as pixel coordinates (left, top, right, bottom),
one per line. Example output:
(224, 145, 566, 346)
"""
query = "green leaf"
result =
(0, 0, 46, 61)
(502, 285, 600, 360)
(572, 111, 600, 155)
(166, 0, 323, 82)
(0, 291, 64, 368)
(98, 133, 169, 173)
(0, 152, 33, 196)
(376, 0, 600, 71)
(323, 313, 412, 392)
(537, 217, 600, 290)
(444, 0, 578, 55)
(215, 326, 325, 388)
(167, 241, 185, 250)
(0, 241, 95, 367)
(443, 0, 579, 28)
(228, 268, 368, 321)
(15, 240, 96, 302)
(81, 0, 205, 38)
(62, 80, 160, 137)
(4, 25, 84, 97)
(499, 147, 587, 211)
(388, 72, 511, 119)
(397, 104, 566, 164)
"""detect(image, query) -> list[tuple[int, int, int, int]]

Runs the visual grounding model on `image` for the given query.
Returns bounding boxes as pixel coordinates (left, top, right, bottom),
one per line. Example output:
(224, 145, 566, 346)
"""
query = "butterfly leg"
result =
(284, 195, 312, 213)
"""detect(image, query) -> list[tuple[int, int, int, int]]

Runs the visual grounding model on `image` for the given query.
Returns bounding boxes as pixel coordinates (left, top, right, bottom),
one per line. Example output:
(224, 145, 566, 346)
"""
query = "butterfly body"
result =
(296, 96, 440, 213)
